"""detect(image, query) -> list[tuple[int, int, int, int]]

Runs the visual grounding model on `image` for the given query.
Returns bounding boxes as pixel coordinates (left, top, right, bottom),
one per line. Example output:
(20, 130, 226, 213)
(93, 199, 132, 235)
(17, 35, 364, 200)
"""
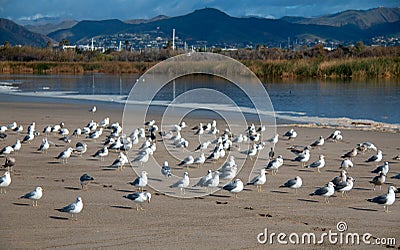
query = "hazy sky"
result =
(1, 0, 398, 22)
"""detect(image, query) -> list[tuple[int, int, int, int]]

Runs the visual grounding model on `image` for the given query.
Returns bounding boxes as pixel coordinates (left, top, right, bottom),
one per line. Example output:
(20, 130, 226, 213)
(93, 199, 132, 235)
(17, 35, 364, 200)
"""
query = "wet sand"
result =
(0, 101, 399, 249)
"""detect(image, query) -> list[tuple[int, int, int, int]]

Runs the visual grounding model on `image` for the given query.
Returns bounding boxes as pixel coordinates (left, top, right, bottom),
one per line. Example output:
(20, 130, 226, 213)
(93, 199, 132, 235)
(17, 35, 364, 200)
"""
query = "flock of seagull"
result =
(1, 104, 399, 221)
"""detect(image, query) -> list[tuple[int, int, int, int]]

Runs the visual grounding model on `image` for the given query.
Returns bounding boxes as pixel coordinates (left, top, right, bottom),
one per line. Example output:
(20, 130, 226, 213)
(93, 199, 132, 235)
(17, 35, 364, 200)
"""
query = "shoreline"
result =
(0, 90, 399, 133)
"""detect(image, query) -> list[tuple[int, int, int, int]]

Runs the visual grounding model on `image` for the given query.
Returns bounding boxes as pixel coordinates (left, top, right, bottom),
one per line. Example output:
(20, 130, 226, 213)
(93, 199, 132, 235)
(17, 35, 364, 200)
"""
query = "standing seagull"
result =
(178, 155, 194, 168)
(0, 171, 11, 194)
(310, 136, 324, 148)
(305, 154, 325, 173)
(339, 159, 354, 171)
(371, 161, 389, 175)
(123, 192, 151, 211)
(365, 150, 383, 166)
(310, 182, 335, 203)
(367, 186, 397, 213)
(89, 105, 96, 114)
(12, 139, 21, 154)
(56, 197, 83, 220)
(246, 169, 267, 192)
(280, 176, 303, 193)
(170, 172, 190, 194)
(19, 187, 43, 206)
(265, 155, 284, 175)
(326, 130, 342, 141)
(130, 171, 148, 192)
(3, 156, 15, 171)
(56, 147, 73, 164)
(92, 147, 109, 161)
(80, 174, 94, 190)
(335, 177, 355, 197)
(370, 172, 386, 191)
(38, 138, 50, 153)
(294, 149, 310, 167)
(341, 148, 358, 161)
(0, 146, 14, 156)
(193, 170, 212, 188)
(161, 161, 172, 178)
(223, 179, 244, 198)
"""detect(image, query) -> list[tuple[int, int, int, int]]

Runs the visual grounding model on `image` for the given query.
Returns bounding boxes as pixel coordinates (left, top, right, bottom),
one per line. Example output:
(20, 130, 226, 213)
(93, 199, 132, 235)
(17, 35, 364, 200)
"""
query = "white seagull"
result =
(170, 172, 190, 194)
(193, 170, 212, 188)
(161, 161, 172, 177)
(0, 171, 11, 193)
(335, 176, 355, 197)
(367, 186, 397, 213)
(339, 159, 354, 171)
(366, 150, 383, 166)
(283, 128, 297, 140)
(19, 186, 43, 206)
(178, 155, 194, 168)
(56, 197, 83, 220)
(371, 161, 389, 175)
(223, 179, 244, 198)
(246, 168, 267, 192)
(56, 147, 73, 164)
(130, 171, 148, 192)
(305, 154, 325, 173)
(38, 138, 50, 153)
(0, 146, 14, 156)
(280, 176, 302, 193)
(294, 149, 310, 167)
(310, 182, 335, 203)
(265, 155, 284, 175)
(92, 147, 108, 161)
(123, 192, 151, 211)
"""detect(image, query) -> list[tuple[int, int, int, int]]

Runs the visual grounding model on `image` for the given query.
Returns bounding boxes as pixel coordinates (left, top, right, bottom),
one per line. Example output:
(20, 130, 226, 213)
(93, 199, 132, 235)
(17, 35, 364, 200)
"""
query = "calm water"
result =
(0, 74, 399, 124)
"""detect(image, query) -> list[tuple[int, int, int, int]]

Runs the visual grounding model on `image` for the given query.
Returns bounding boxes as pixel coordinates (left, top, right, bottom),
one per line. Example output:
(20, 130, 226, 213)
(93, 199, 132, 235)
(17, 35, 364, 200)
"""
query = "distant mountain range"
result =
(1, 7, 400, 47)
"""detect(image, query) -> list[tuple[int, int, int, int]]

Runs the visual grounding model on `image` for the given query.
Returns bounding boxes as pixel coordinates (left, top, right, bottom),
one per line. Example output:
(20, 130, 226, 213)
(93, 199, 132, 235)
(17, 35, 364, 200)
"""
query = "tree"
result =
(59, 38, 70, 46)
(46, 41, 52, 48)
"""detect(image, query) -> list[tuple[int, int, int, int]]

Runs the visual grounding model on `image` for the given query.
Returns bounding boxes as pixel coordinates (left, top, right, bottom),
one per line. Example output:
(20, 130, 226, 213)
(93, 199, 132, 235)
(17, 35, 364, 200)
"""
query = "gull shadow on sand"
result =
(209, 194, 231, 198)
(298, 169, 313, 173)
(110, 205, 132, 210)
(325, 169, 340, 173)
(348, 207, 378, 212)
(49, 216, 69, 220)
(148, 177, 162, 182)
(297, 198, 319, 203)
(271, 190, 289, 194)
(101, 167, 117, 171)
(12, 202, 30, 206)
(114, 189, 134, 193)
(353, 187, 372, 191)
(64, 186, 81, 191)
(48, 161, 61, 165)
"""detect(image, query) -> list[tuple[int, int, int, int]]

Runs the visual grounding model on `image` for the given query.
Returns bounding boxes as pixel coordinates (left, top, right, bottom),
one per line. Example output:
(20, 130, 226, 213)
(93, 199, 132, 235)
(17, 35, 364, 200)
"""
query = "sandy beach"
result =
(0, 100, 399, 249)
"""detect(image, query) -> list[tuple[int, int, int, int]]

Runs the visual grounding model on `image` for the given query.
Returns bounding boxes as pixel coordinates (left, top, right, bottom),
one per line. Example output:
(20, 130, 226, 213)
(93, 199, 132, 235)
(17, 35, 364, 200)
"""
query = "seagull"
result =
(43, 125, 52, 135)
(0, 171, 11, 194)
(144, 120, 155, 126)
(294, 149, 310, 167)
(170, 172, 190, 194)
(56, 147, 73, 164)
(265, 155, 284, 175)
(223, 179, 244, 198)
(268, 147, 275, 159)
(280, 176, 302, 193)
(73, 142, 87, 157)
(366, 150, 383, 166)
(310, 136, 324, 148)
(370, 172, 386, 191)
(288, 145, 310, 156)
(194, 141, 211, 152)
(371, 162, 389, 175)
(0, 125, 7, 133)
(132, 149, 151, 167)
(19, 187, 43, 206)
(341, 148, 357, 160)
(161, 161, 172, 177)
(305, 154, 325, 173)
(56, 197, 83, 220)
(0, 146, 14, 156)
(0, 133, 7, 140)
(12, 139, 21, 154)
(283, 128, 297, 140)
(3, 156, 15, 171)
(123, 192, 152, 211)
(219, 165, 237, 180)
(310, 182, 335, 203)
(339, 159, 353, 171)
(267, 134, 279, 148)
(178, 155, 194, 168)
(367, 186, 397, 213)
(193, 170, 212, 188)
(357, 142, 377, 152)
(98, 117, 110, 128)
(331, 170, 347, 186)
(89, 105, 96, 114)
(246, 168, 267, 192)
(7, 122, 17, 130)
(80, 174, 94, 190)
(204, 171, 220, 192)
(130, 171, 148, 192)
(38, 138, 50, 153)
(110, 152, 128, 170)
(335, 176, 355, 197)
(391, 173, 400, 179)
(92, 147, 108, 161)
(193, 153, 205, 167)
(326, 130, 342, 141)
(242, 144, 258, 160)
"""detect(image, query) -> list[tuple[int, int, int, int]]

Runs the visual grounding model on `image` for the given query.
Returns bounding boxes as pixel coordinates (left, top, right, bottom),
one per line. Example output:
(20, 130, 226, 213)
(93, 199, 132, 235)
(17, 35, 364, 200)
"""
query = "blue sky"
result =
(1, 0, 398, 22)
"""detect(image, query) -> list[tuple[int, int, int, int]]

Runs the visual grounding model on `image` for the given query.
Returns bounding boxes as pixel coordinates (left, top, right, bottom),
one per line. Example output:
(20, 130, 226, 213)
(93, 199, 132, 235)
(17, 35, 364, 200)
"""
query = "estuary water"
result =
(0, 73, 399, 125)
